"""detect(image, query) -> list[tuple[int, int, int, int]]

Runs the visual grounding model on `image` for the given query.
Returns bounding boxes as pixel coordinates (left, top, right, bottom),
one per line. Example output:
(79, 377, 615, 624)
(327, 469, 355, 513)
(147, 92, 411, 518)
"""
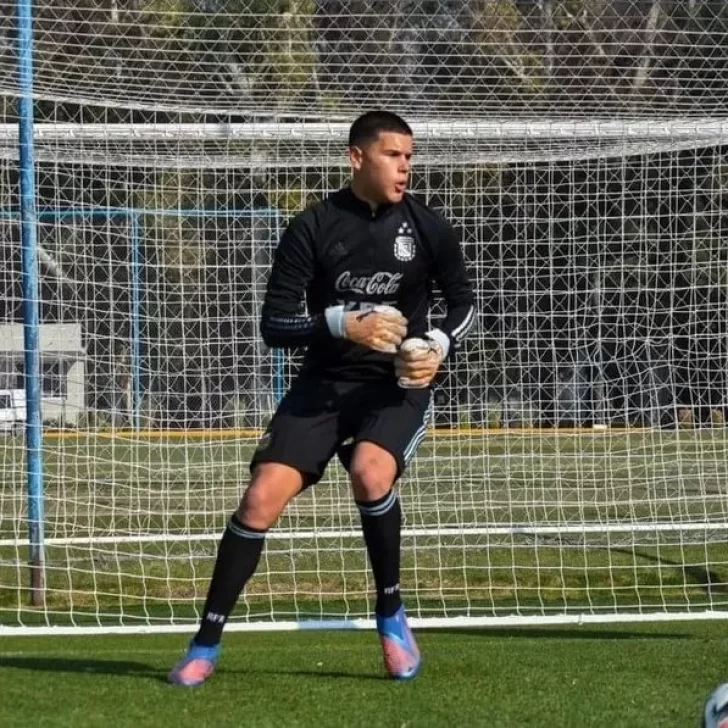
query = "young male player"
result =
(169, 110, 475, 685)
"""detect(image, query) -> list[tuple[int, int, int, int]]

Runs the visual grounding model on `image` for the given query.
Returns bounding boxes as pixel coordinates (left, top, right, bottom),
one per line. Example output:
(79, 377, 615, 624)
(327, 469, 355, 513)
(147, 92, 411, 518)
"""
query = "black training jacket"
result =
(260, 186, 475, 381)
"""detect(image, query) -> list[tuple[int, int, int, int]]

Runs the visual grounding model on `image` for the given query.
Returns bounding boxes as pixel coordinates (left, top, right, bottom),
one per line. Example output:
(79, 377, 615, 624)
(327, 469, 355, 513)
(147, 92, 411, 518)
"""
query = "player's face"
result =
(349, 131, 413, 205)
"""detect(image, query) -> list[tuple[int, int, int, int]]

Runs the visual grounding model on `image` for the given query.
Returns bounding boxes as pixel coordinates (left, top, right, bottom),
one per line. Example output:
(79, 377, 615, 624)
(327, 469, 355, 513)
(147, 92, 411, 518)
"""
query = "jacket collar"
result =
(340, 185, 399, 219)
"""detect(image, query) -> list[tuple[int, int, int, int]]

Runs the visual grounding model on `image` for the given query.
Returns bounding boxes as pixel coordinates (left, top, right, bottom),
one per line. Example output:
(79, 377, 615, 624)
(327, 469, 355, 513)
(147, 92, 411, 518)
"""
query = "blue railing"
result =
(17, 0, 44, 606)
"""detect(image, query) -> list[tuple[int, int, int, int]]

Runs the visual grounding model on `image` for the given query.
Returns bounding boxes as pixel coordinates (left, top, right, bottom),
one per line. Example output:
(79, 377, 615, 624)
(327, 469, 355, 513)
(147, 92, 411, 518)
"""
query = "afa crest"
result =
(394, 222, 416, 262)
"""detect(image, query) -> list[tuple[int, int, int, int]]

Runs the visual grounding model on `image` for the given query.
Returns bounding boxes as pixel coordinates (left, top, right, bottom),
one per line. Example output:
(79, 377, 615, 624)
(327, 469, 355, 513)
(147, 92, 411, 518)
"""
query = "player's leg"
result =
(345, 385, 431, 680)
(168, 463, 303, 686)
(349, 441, 421, 681)
(193, 462, 304, 645)
(349, 442, 402, 616)
(169, 379, 342, 686)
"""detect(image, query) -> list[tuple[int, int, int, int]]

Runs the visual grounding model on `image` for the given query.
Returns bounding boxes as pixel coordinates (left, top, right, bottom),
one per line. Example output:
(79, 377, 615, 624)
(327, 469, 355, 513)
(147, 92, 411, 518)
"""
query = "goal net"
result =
(2, 1, 728, 633)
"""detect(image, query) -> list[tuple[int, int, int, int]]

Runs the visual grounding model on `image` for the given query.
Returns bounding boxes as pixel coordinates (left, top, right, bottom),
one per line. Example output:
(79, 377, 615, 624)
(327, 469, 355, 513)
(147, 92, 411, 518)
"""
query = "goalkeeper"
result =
(169, 110, 475, 686)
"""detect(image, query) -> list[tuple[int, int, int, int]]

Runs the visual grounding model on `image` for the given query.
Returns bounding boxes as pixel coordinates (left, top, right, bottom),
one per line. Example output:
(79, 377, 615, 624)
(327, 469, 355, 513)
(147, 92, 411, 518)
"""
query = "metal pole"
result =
(17, 0, 45, 607)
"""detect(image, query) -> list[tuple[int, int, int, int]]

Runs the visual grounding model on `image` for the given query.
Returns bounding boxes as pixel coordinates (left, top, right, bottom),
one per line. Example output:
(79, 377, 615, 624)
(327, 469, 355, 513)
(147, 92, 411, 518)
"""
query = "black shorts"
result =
(250, 377, 432, 485)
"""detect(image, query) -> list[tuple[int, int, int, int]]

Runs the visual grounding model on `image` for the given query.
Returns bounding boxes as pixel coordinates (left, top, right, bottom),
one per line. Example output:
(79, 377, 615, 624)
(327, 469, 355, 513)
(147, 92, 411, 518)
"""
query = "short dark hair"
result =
(348, 110, 413, 148)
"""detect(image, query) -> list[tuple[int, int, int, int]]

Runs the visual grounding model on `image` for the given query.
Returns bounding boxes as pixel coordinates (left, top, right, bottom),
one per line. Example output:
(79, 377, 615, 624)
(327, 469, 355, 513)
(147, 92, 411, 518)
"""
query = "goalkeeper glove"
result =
(326, 304, 408, 354)
(395, 337, 445, 389)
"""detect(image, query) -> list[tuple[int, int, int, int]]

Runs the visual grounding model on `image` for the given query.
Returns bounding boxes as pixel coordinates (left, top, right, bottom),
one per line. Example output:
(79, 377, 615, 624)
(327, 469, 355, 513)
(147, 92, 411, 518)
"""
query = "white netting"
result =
(2, 1, 728, 118)
(1, 1, 728, 632)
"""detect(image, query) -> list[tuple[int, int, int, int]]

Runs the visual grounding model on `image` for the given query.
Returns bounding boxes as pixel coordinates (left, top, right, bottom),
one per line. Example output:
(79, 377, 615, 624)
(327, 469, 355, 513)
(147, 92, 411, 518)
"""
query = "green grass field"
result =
(2, 429, 728, 725)
(1, 621, 725, 727)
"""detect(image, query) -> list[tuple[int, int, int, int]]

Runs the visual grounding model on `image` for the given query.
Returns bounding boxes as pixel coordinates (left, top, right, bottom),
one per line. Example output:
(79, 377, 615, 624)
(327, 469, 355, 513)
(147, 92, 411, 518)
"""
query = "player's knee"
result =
(350, 450, 397, 501)
(238, 484, 284, 529)
(237, 464, 302, 528)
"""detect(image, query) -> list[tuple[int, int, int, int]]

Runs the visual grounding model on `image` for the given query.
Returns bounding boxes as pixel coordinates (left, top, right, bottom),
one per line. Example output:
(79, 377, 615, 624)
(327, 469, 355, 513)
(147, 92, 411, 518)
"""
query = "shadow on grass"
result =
(0, 656, 387, 683)
(0, 656, 165, 681)
(424, 627, 691, 640)
(612, 547, 728, 597)
(239, 667, 388, 682)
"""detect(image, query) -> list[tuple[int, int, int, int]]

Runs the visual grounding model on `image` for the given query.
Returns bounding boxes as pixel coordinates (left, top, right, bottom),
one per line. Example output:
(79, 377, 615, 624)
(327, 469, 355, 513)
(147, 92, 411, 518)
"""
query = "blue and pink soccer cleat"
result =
(376, 606, 421, 680)
(168, 641, 220, 687)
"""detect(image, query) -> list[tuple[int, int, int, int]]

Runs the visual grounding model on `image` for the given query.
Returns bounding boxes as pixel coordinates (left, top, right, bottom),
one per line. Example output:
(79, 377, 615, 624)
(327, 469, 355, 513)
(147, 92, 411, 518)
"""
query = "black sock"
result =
(356, 489, 402, 618)
(194, 514, 267, 646)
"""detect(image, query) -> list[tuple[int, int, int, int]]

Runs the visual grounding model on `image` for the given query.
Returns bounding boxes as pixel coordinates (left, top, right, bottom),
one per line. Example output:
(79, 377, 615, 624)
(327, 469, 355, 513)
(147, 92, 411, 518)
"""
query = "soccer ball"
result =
(703, 683, 728, 728)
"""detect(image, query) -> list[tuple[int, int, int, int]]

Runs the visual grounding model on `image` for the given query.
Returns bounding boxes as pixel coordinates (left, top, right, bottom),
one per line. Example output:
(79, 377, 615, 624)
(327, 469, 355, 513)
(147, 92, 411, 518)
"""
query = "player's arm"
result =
(260, 217, 407, 352)
(395, 222, 475, 388)
(425, 221, 476, 359)
(259, 216, 329, 348)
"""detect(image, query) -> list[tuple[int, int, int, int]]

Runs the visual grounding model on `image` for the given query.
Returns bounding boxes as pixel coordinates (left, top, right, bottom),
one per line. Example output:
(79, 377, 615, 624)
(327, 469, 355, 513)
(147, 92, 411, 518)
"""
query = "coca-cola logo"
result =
(335, 271, 403, 296)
